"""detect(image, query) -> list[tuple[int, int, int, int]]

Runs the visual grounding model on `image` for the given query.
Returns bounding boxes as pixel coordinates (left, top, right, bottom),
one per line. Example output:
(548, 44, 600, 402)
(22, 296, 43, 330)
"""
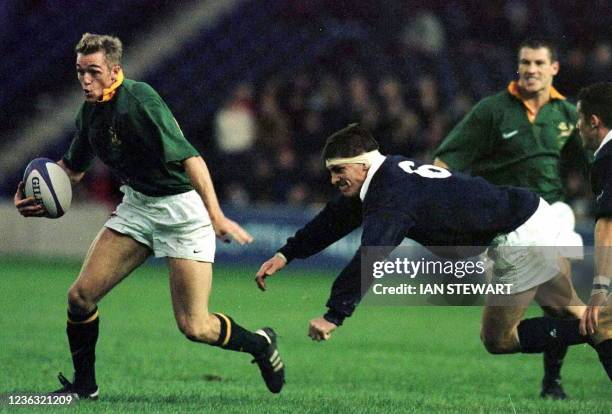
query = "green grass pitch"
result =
(0, 257, 609, 413)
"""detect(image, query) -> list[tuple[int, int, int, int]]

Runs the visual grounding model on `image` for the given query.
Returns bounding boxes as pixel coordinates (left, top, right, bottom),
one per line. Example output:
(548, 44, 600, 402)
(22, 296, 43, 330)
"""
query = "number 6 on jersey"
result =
(398, 160, 452, 179)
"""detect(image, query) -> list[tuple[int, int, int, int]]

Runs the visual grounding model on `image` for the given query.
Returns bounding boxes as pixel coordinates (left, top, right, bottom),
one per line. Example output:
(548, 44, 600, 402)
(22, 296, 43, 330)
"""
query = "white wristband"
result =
(274, 252, 288, 263)
(591, 275, 610, 297)
(593, 276, 611, 287)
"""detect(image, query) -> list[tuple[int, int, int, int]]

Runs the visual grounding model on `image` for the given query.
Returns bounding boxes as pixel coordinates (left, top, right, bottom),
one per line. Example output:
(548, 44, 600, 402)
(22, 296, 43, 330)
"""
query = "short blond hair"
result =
(75, 33, 123, 68)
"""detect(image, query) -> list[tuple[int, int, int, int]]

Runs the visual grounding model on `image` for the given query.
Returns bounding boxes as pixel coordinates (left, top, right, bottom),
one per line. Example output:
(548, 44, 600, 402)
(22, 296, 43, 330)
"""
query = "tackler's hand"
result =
(308, 317, 337, 341)
(255, 253, 287, 291)
(580, 292, 607, 336)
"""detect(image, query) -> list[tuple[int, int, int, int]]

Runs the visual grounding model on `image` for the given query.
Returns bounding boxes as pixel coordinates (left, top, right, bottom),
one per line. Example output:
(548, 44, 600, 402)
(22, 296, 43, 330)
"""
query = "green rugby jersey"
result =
(63, 78, 199, 196)
(435, 82, 585, 203)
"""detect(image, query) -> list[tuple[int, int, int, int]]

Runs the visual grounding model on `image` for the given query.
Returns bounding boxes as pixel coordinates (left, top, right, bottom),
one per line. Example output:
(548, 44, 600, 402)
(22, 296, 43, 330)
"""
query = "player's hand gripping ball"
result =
(22, 158, 72, 218)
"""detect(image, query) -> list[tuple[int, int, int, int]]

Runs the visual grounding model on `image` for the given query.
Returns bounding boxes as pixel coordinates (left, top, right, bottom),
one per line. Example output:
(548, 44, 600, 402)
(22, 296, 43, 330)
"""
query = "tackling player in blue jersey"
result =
(256, 123, 610, 379)
(576, 82, 612, 380)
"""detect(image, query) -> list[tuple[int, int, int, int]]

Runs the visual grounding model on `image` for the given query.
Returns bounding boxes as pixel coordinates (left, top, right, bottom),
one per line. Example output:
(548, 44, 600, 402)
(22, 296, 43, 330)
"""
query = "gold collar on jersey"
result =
(98, 70, 124, 103)
(507, 81, 565, 123)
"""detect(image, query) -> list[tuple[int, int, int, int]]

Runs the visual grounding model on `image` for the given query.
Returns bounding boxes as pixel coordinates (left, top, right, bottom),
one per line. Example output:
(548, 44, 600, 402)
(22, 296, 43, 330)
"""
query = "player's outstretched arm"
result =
(183, 156, 253, 245)
(255, 253, 287, 291)
(580, 217, 612, 335)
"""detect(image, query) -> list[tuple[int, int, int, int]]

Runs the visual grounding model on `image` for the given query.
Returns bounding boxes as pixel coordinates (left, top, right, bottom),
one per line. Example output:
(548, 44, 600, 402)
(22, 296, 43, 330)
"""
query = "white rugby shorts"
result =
(549, 201, 583, 259)
(105, 185, 215, 262)
(487, 198, 570, 294)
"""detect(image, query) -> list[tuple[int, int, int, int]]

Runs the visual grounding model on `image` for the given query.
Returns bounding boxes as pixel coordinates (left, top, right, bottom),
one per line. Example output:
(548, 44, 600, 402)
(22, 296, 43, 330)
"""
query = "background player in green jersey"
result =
(434, 39, 587, 398)
(576, 82, 612, 381)
(14, 33, 285, 398)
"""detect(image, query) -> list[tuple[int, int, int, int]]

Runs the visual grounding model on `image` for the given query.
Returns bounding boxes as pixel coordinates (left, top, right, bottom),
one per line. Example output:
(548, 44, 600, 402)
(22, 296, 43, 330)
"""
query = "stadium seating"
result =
(1, 0, 610, 208)
(0, 0, 192, 137)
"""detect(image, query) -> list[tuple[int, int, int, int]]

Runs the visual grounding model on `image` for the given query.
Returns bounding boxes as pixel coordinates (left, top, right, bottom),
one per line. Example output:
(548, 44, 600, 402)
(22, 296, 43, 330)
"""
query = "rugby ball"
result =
(23, 158, 72, 218)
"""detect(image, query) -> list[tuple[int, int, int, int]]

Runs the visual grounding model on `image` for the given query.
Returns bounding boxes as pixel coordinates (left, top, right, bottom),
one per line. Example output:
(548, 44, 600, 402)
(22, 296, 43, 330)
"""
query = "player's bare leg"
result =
(69, 228, 152, 313)
(590, 299, 612, 381)
(58, 227, 152, 398)
(168, 259, 220, 343)
(481, 270, 592, 395)
(536, 258, 585, 319)
(168, 258, 285, 393)
(482, 279, 590, 356)
(481, 288, 536, 353)
(535, 259, 586, 398)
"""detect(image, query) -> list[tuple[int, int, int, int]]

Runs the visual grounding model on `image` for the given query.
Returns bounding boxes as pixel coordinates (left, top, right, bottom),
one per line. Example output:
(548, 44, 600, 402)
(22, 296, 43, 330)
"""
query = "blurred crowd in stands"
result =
(202, 1, 611, 217)
(4, 0, 611, 218)
(211, 71, 456, 206)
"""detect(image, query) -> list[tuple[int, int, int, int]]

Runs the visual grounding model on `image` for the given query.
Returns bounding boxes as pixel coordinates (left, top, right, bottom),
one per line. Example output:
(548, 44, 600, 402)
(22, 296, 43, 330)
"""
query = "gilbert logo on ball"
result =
(23, 158, 72, 218)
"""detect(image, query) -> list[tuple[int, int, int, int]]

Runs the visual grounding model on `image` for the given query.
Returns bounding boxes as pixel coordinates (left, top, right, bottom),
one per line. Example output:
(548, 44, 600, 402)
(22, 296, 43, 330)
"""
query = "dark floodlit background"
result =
(1, 0, 610, 212)
(2, 0, 609, 265)
(1, 2, 611, 410)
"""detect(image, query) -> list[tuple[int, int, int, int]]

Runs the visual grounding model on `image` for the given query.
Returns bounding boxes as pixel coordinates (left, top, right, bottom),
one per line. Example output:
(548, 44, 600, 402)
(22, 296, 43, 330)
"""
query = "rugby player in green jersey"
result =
(434, 39, 587, 398)
(14, 33, 285, 398)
